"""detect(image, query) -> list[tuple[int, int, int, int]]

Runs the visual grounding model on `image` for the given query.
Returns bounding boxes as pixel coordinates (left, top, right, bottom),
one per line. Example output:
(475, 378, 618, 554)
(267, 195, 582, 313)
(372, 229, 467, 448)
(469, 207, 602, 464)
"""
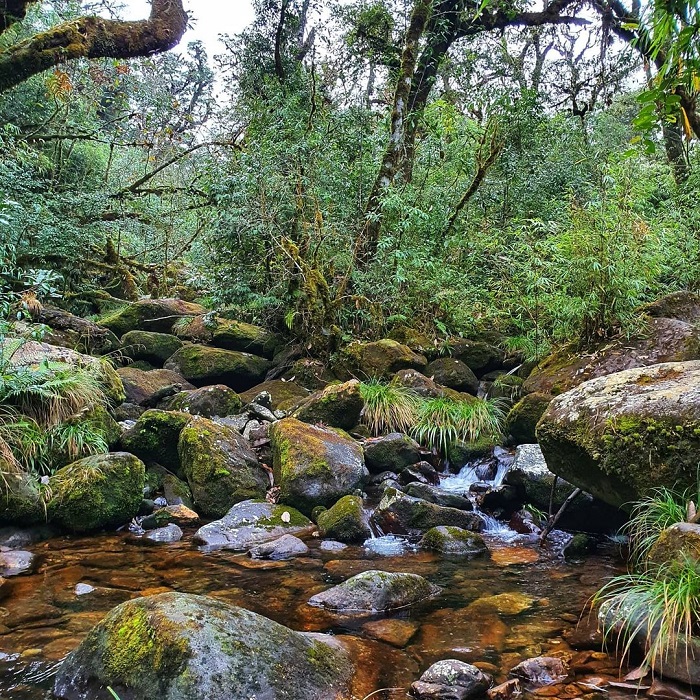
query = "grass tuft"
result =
(358, 379, 421, 436)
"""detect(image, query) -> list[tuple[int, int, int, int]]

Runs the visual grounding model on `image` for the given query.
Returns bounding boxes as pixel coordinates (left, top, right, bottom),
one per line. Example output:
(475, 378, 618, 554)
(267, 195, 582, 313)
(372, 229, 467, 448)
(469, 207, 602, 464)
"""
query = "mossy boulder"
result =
(387, 326, 437, 359)
(211, 319, 283, 359)
(537, 361, 700, 510)
(121, 410, 192, 476)
(425, 358, 479, 394)
(643, 290, 700, 323)
(363, 433, 422, 474)
(308, 570, 440, 612)
(523, 317, 700, 396)
(164, 345, 272, 391)
(270, 418, 368, 515)
(0, 471, 44, 526)
(193, 500, 312, 551)
(48, 452, 145, 533)
(419, 526, 487, 555)
(506, 392, 551, 444)
(99, 299, 207, 336)
(117, 367, 194, 406)
(120, 331, 184, 366)
(338, 339, 427, 379)
(53, 592, 354, 700)
(372, 488, 484, 536)
(179, 417, 268, 518)
(647, 522, 700, 568)
(161, 385, 242, 418)
(317, 495, 371, 543)
(447, 438, 497, 467)
(292, 380, 364, 430)
(239, 379, 310, 412)
(403, 483, 473, 511)
(281, 358, 336, 391)
(449, 339, 505, 374)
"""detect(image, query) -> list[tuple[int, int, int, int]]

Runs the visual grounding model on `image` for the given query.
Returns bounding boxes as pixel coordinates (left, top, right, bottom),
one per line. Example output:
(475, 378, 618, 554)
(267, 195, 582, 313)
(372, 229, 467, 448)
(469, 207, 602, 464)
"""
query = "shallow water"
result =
(0, 525, 635, 700)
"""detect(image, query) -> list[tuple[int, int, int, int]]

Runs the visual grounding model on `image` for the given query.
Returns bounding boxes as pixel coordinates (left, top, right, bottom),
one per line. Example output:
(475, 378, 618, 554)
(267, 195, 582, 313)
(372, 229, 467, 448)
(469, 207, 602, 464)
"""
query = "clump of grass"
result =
(358, 379, 420, 436)
(594, 554, 700, 677)
(411, 396, 506, 455)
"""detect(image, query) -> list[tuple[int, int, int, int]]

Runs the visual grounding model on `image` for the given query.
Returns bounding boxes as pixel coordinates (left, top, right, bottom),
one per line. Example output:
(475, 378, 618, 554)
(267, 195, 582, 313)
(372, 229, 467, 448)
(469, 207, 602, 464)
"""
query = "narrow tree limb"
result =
(0, 0, 188, 93)
(539, 487, 582, 547)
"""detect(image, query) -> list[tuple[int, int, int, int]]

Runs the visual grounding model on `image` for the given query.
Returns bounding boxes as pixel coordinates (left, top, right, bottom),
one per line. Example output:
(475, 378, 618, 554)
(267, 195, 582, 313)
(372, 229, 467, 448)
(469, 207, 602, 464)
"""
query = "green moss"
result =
(255, 503, 311, 528)
(317, 495, 370, 543)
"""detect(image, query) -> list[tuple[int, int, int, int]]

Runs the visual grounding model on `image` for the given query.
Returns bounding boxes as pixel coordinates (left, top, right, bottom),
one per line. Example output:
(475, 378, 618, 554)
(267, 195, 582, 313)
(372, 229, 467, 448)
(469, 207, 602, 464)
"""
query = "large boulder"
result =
(117, 367, 194, 406)
(425, 358, 479, 394)
(386, 326, 437, 359)
(308, 570, 440, 612)
(403, 483, 473, 511)
(537, 361, 700, 509)
(270, 419, 368, 515)
(193, 500, 312, 551)
(53, 592, 353, 700)
(31, 306, 119, 355)
(364, 433, 423, 474)
(523, 316, 700, 396)
(160, 385, 242, 418)
(121, 331, 184, 365)
(211, 319, 283, 359)
(419, 526, 487, 555)
(179, 417, 268, 518)
(48, 452, 145, 532)
(239, 380, 310, 412)
(339, 339, 427, 379)
(647, 522, 700, 568)
(164, 345, 271, 391)
(99, 299, 207, 336)
(292, 380, 364, 430)
(317, 495, 372, 544)
(372, 488, 484, 536)
(121, 409, 191, 476)
(449, 339, 505, 375)
(643, 291, 700, 323)
(0, 471, 44, 525)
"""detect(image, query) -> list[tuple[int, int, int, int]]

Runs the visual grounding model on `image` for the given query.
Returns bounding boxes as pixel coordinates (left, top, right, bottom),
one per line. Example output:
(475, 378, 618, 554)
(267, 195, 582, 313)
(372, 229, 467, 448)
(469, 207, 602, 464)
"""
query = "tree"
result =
(0, 0, 188, 93)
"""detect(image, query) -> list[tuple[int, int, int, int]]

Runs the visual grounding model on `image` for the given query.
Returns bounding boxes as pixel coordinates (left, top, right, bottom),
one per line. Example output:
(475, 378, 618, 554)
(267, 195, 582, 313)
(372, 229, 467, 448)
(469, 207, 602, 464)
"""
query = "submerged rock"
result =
(143, 523, 183, 544)
(316, 495, 372, 544)
(308, 570, 440, 612)
(537, 361, 700, 509)
(373, 488, 484, 536)
(419, 526, 487, 555)
(53, 592, 353, 700)
(165, 345, 271, 391)
(193, 500, 312, 551)
(509, 656, 568, 686)
(293, 380, 364, 430)
(411, 659, 491, 700)
(270, 418, 367, 515)
(0, 550, 35, 577)
(178, 417, 268, 518)
(48, 452, 145, 533)
(248, 534, 309, 560)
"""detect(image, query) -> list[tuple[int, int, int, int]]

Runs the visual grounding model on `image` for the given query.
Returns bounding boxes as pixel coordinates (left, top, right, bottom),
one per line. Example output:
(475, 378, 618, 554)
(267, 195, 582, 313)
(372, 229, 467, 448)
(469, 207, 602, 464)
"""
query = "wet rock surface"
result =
(248, 534, 309, 560)
(411, 659, 491, 700)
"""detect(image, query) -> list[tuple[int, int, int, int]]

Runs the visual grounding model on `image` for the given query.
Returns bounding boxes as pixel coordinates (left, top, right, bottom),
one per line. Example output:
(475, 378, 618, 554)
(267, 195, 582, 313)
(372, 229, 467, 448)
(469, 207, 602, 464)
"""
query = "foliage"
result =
(358, 379, 421, 436)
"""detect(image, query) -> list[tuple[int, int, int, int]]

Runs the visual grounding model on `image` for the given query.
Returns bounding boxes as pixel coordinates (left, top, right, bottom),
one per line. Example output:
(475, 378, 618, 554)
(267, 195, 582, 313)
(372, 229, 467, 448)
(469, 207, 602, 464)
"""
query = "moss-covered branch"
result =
(0, 0, 187, 93)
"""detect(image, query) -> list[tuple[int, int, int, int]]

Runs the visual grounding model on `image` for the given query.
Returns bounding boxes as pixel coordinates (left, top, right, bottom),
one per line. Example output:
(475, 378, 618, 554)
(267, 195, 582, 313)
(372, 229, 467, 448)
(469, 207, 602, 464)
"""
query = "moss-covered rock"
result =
(270, 418, 368, 515)
(0, 470, 44, 526)
(647, 522, 700, 568)
(239, 379, 310, 412)
(164, 345, 272, 391)
(403, 483, 473, 511)
(211, 319, 283, 359)
(317, 495, 371, 543)
(419, 525, 487, 555)
(372, 488, 484, 536)
(120, 331, 184, 366)
(121, 410, 191, 476)
(98, 299, 207, 336)
(337, 339, 427, 379)
(387, 326, 438, 359)
(447, 438, 496, 467)
(292, 380, 364, 430)
(643, 291, 700, 324)
(363, 433, 422, 473)
(308, 570, 440, 612)
(141, 504, 199, 529)
(523, 317, 700, 396)
(449, 339, 505, 374)
(537, 361, 700, 510)
(117, 367, 194, 406)
(506, 393, 551, 444)
(160, 385, 242, 418)
(281, 358, 336, 391)
(48, 452, 145, 533)
(425, 358, 479, 394)
(193, 500, 312, 550)
(179, 417, 268, 518)
(53, 592, 354, 700)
